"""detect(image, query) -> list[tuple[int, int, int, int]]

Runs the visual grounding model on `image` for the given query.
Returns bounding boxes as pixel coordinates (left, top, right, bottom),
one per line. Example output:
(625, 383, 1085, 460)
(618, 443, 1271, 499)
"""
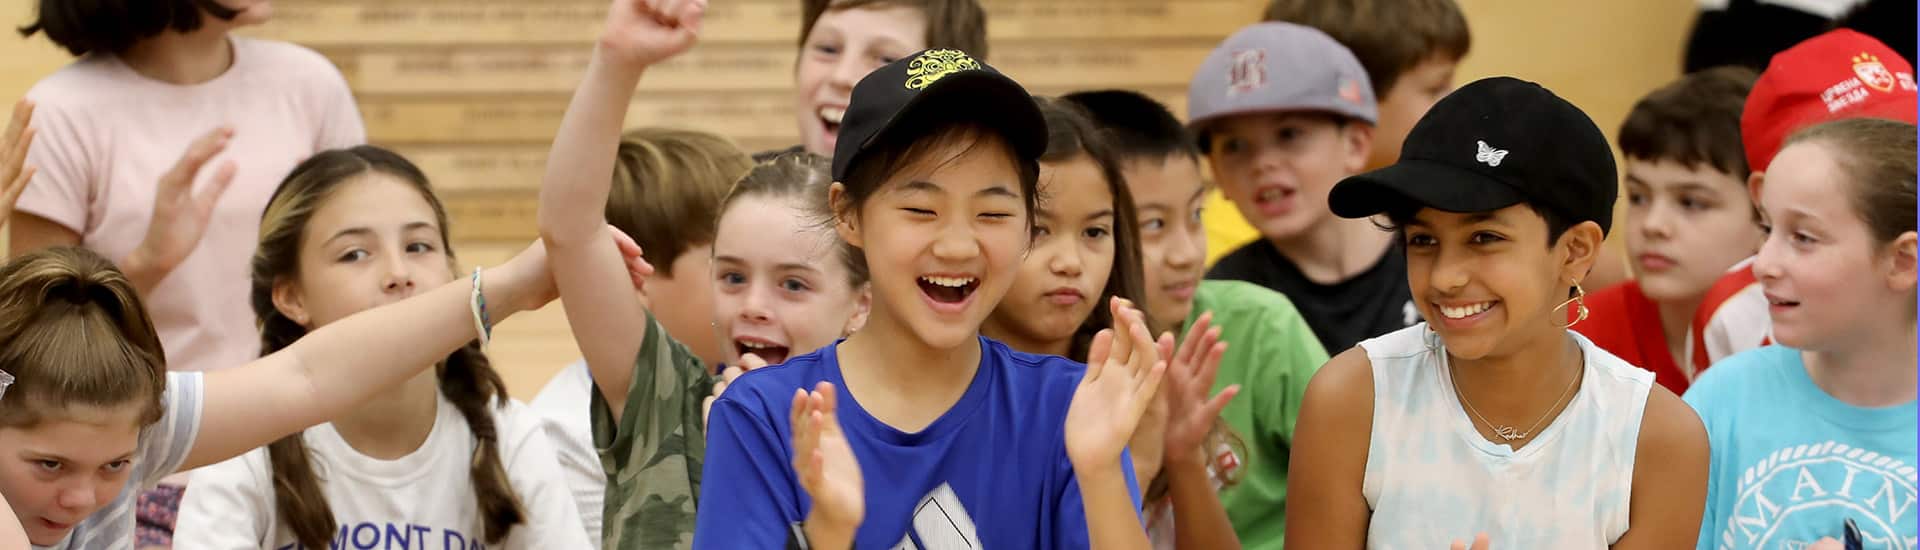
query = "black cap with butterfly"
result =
(1327, 76, 1618, 236)
(830, 49, 1047, 182)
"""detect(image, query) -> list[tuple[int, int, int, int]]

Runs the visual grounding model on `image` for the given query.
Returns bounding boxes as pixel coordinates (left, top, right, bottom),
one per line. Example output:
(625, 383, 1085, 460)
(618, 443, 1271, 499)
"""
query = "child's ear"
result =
(1342, 123, 1376, 173)
(844, 283, 873, 336)
(829, 182, 864, 249)
(1885, 231, 1917, 294)
(270, 278, 312, 328)
(1558, 221, 1606, 286)
(1747, 171, 1766, 207)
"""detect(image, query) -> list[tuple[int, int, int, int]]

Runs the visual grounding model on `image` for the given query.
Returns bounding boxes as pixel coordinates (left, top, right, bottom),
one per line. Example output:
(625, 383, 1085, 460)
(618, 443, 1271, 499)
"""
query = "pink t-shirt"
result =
(17, 36, 365, 373)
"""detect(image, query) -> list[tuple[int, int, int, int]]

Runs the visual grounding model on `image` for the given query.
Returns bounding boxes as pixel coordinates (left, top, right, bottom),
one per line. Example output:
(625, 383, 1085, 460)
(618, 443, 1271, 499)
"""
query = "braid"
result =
(438, 343, 528, 543)
(257, 301, 339, 549)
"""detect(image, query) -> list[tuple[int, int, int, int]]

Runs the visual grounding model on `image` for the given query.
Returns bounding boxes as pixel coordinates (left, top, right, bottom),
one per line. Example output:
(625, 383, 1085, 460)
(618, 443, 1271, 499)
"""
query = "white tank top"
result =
(1359, 324, 1653, 549)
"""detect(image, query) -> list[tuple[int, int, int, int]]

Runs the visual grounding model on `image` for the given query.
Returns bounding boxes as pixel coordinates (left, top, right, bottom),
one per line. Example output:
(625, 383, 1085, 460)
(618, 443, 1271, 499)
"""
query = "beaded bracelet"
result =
(470, 267, 492, 351)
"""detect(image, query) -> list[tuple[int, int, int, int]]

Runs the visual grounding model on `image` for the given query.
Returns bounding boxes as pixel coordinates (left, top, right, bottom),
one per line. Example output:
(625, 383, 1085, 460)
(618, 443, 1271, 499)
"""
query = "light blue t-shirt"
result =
(1685, 346, 1918, 550)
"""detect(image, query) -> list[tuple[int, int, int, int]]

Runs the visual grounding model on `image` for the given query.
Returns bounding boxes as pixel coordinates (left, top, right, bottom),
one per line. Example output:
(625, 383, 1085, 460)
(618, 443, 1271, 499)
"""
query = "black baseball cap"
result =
(831, 49, 1047, 182)
(1328, 77, 1618, 235)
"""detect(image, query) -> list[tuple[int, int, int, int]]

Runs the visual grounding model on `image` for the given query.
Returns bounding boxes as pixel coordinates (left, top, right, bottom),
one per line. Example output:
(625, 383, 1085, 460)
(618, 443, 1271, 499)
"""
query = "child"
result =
(1200, 0, 1471, 264)
(535, 3, 871, 547)
(1576, 67, 1764, 394)
(1689, 29, 1917, 372)
(527, 126, 753, 546)
(1685, 118, 1917, 550)
(774, 0, 987, 159)
(1288, 76, 1709, 548)
(0, 227, 644, 548)
(696, 43, 1159, 547)
(170, 146, 591, 549)
(1065, 89, 1331, 550)
(1190, 22, 1409, 355)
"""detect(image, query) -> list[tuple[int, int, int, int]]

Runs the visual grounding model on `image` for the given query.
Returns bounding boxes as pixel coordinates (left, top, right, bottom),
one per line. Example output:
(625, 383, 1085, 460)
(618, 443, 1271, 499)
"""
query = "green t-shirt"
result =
(589, 313, 711, 549)
(1188, 280, 1330, 550)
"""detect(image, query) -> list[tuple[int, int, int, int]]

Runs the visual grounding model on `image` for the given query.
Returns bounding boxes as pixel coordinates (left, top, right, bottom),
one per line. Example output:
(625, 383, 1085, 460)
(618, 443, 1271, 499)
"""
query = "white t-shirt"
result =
(1359, 325, 1652, 549)
(18, 36, 365, 375)
(528, 361, 603, 548)
(173, 393, 590, 550)
(34, 372, 204, 550)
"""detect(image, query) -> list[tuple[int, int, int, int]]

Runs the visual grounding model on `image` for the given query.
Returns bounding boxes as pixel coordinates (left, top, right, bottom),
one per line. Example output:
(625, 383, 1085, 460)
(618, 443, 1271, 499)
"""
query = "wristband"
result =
(470, 267, 491, 351)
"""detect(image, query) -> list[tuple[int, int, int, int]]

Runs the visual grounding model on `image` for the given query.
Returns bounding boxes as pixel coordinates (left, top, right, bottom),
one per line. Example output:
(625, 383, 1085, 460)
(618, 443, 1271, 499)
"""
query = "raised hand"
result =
(1161, 312, 1236, 467)
(123, 127, 236, 292)
(598, 0, 707, 68)
(0, 99, 36, 231)
(703, 352, 768, 429)
(793, 382, 863, 549)
(1449, 533, 1490, 550)
(1066, 297, 1169, 471)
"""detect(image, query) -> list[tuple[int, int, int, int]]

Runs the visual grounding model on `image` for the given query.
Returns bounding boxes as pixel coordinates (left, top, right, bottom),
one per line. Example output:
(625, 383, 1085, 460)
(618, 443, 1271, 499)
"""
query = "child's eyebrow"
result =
(1083, 209, 1115, 223)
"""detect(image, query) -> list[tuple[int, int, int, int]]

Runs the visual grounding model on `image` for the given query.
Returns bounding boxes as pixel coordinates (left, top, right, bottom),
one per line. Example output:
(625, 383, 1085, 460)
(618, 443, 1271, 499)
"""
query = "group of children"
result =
(0, 0, 1912, 549)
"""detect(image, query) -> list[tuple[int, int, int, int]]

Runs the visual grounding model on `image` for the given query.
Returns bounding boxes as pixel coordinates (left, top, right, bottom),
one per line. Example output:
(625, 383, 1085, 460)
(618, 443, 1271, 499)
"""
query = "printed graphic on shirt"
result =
(275, 522, 481, 550)
(1716, 441, 1919, 550)
(891, 483, 981, 550)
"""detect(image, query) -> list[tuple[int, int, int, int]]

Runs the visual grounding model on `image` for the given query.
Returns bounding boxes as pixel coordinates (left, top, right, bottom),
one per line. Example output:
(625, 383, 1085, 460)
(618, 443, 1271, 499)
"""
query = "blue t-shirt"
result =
(693, 336, 1141, 549)
(1684, 346, 1918, 550)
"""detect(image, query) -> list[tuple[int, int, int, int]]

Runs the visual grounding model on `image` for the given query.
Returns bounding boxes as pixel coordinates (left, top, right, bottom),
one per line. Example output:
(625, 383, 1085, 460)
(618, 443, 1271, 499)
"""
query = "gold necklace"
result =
(1448, 360, 1582, 442)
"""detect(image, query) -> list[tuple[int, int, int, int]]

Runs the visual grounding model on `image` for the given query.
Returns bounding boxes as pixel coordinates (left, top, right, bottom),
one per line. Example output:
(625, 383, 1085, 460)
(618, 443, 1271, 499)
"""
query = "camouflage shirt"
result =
(591, 314, 711, 549)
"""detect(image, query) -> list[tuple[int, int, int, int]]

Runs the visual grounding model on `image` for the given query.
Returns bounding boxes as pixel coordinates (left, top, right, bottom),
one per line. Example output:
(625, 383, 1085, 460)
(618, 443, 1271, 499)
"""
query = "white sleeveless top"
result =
(1360, 324, 1653, 549)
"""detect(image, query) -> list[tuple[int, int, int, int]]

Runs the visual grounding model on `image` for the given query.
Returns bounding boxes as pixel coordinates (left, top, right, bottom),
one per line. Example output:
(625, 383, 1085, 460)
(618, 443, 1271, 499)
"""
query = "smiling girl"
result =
(170, 147, 591, 550)
(1287, 76, 1710, 549)
(776, 0, 985, 159)
(1684, 118, 1917, 550)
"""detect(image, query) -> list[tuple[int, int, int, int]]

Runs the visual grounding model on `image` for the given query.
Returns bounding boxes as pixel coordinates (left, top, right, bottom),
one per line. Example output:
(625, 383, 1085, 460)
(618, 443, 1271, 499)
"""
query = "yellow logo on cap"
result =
(1853, 52, 1897, 93)
(905, 50, 980, 90)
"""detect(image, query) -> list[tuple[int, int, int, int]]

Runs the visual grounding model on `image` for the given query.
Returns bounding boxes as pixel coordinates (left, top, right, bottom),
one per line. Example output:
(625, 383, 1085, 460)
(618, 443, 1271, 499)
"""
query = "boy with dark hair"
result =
(777, 0, 989, 160)
(1190, 23, 1413, 355)
(1199, 0, 1471, 263)
(1066, 88, 1329, 550)
(1575, 67, 1764, 395)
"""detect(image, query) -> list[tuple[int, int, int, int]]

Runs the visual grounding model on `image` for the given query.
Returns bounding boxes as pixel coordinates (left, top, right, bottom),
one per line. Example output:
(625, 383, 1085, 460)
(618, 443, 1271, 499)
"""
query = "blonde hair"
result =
(0, 247, 167, 429)
(608, 128, 755, 276)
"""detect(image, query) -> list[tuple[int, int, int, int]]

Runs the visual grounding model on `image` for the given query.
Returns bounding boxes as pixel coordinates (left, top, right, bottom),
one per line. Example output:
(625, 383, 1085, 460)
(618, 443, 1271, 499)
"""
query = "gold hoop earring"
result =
(1553, 281, 1589, 330)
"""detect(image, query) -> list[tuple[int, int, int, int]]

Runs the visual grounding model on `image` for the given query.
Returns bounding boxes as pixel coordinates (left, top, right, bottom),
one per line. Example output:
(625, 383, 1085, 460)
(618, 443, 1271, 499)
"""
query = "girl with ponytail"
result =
(172, 146, 592, 549)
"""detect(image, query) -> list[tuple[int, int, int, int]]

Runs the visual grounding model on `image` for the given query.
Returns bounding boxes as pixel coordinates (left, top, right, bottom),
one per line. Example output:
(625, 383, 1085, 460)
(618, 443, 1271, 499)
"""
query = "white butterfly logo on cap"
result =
(1475, 140, 1509, 167)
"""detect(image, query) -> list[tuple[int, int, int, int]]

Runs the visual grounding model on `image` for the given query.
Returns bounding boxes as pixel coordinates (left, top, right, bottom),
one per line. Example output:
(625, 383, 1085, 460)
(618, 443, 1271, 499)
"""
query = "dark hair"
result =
(1784, 118, 1918, 246)
(1060, 89, 1201, 162)
(1033, 97, 1156, 360)
(799, 0, 989, 60)
(1261, 0, 1471, 96)
(722, 151, 869, 287)
(1618, 66, 1758, 179)
(832, 120, 1042, 240)
(1834, 0, 1916, 65)
(608, 128, 755, 277)
(19, 0, 239, 56)
(252, 146, 525, 549)
(0, 247, 166, 429)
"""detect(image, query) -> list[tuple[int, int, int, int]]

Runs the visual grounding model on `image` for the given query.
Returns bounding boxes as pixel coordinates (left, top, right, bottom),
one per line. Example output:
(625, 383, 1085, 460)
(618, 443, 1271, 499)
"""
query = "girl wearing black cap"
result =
(1285, 77, 1710, 549)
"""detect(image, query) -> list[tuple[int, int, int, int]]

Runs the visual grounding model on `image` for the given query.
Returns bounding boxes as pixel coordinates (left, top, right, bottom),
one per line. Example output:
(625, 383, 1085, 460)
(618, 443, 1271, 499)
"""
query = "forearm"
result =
(537, 45, 642, 246)
(1078, 462, 1150, 550)
(1165, 458, 1239, 550)
(118, 246, 172, 297)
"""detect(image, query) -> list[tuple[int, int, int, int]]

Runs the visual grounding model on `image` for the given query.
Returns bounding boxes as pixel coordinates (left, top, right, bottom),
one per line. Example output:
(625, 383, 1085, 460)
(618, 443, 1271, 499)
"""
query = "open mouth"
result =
(819, 106, 844, 138)
(919, 275, 980, 306)
(1765, 294, 1800, 309)
(1437, 301, 1496, 320)
(735, 337, 791, 364)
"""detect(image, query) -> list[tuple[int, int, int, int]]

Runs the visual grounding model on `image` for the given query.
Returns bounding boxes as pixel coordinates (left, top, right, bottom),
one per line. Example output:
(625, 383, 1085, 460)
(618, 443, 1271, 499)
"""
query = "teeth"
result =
(1259, 188, 1284, 202)
(921, 276, 974, 288)
(1439, 302, 1494, 319)
(820, 106, 845, 124)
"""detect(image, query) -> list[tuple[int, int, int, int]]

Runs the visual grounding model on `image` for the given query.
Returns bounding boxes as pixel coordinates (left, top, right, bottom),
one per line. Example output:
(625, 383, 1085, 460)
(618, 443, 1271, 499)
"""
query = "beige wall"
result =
(0, 0, 1698, 396)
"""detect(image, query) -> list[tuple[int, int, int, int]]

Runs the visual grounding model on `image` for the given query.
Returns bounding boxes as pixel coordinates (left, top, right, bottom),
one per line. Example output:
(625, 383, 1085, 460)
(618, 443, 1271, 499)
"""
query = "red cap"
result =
(1742, 29, 1917, 172)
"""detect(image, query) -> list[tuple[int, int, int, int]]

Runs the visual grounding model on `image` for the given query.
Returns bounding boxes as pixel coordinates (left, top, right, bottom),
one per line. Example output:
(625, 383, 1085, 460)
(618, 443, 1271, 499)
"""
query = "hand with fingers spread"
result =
(599, 0, 707, 69)
(121, 127, 238, 294)
(507, 225, 654, 313)
(791, 382, 862, 550)
(1449, 533, 1490, 550)
(1161, 312, 1236, 467)
(0, 100, 37, 231)
(1067, 297, 1169, 471)
(703, 352, 768, 429)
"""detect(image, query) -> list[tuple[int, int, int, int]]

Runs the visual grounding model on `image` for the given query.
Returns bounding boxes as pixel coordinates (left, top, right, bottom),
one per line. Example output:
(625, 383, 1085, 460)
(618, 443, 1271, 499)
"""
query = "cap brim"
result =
(1329, 159, 1527, 220)
(840, 70, 1046, 179)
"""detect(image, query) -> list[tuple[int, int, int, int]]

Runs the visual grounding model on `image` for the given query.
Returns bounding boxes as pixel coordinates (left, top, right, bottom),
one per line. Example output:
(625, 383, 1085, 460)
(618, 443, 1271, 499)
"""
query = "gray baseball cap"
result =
(1187, 22, 1377, 141)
